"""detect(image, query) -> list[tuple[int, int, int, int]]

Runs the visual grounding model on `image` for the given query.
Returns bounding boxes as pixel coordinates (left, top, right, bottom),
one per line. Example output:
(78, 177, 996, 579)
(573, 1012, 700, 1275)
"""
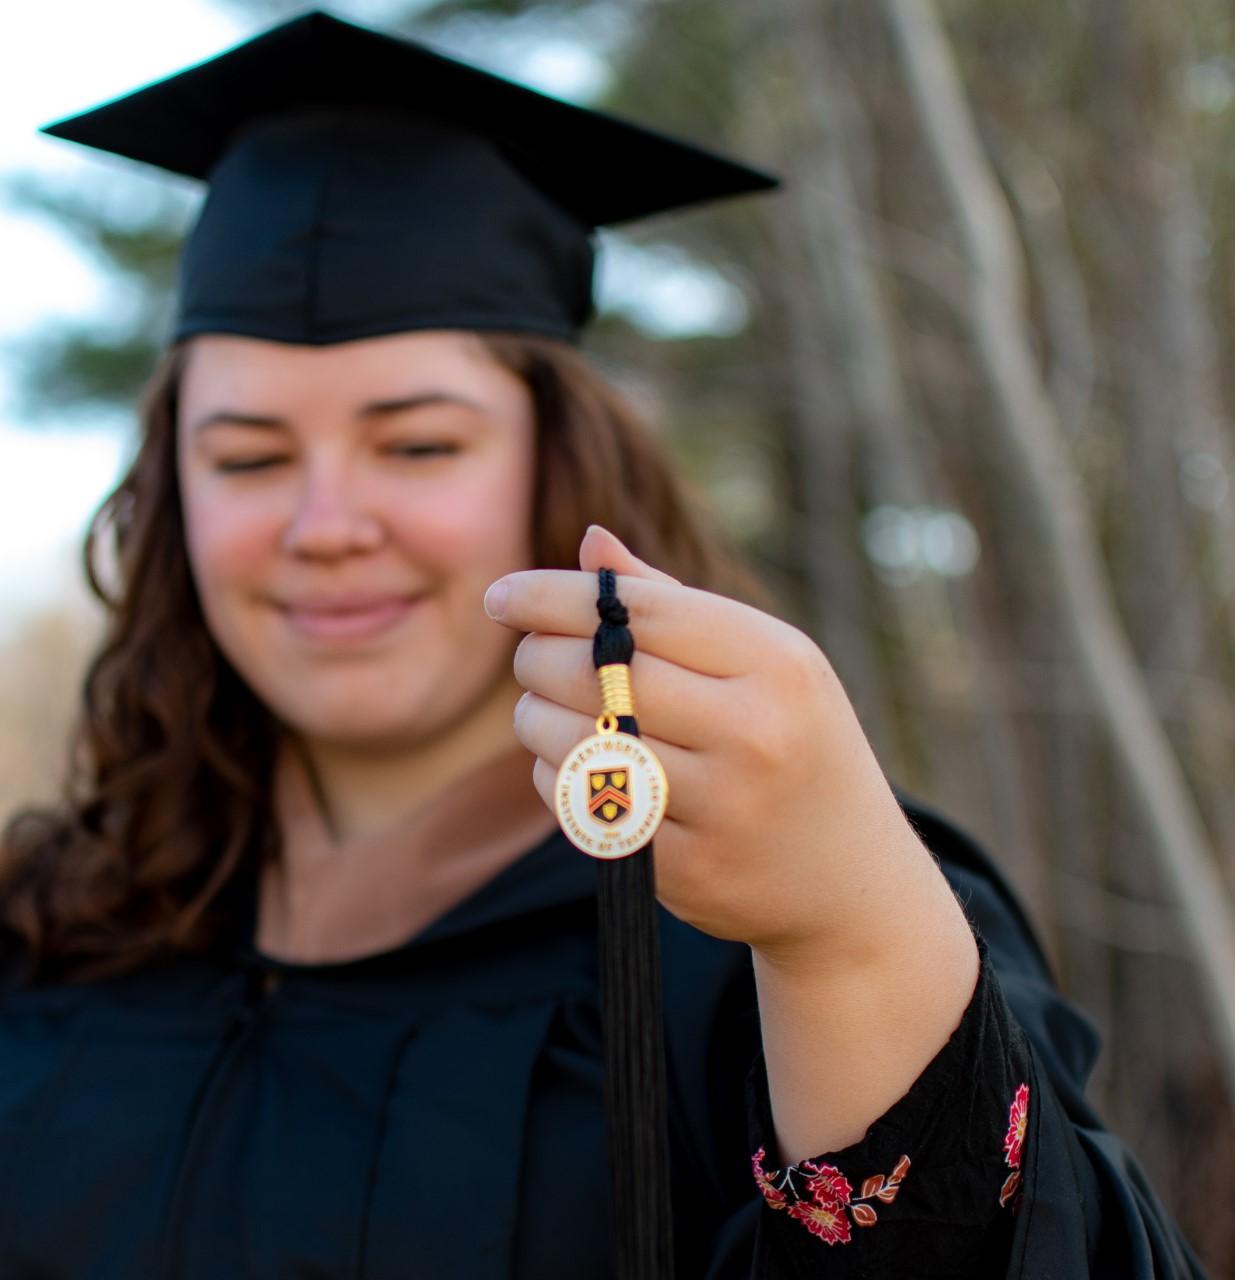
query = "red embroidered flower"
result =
(751, 1146, 788, 1210)
(788, 1197, 853, 1245)
(800, 1159, 853, 1210)
(749, 1149, 910, 1246)
(1003, 1083, 1030, 1170)
(998, 1083, 1030, 1215)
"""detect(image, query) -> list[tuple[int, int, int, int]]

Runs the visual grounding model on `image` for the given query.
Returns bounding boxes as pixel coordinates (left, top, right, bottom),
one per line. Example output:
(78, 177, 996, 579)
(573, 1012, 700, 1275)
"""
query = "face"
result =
(177, 330, 536, 751)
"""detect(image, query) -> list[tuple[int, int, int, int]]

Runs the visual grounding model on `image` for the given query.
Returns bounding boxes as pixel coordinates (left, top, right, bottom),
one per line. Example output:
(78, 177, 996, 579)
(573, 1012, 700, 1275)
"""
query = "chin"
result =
(250, 667, 425, 743)
(264, 671, 493, 754)
(241, 641, 516, 752)
(281, 703, 437, 753)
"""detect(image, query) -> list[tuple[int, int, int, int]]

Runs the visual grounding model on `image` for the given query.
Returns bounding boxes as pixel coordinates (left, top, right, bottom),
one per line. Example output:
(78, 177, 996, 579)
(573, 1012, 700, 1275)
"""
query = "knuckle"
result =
(512, 634, 536, 684)
(731, 632, 841, 770)
(775, 626, 835, 698)
(531, 755, 554, 796)
(626, 585, 658, 634)
(742, 713, 797, 769)
(512, 690, 535, 730)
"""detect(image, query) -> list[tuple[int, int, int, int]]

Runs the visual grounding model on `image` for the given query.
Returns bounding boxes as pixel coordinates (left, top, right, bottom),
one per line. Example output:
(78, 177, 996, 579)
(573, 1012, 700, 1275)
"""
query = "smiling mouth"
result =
(278, 596, 423, 641)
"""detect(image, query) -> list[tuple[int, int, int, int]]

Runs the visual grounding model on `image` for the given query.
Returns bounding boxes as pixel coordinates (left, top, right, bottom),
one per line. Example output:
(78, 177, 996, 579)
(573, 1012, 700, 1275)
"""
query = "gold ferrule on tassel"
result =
(597, 662, 635, 718)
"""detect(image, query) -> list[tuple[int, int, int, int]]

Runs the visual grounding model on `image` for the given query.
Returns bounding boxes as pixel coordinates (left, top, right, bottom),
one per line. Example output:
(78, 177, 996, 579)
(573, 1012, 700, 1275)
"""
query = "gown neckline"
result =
(227, 823, 594, 977)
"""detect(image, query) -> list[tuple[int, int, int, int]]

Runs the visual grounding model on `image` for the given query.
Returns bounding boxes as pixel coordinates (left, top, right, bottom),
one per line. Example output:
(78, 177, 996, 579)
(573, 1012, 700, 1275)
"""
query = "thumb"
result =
(578, 524, 681, 586)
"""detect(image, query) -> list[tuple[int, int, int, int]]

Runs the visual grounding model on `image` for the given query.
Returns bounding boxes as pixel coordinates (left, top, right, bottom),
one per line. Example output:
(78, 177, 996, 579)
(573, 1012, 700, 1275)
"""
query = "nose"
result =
(280, 460, 383, 559)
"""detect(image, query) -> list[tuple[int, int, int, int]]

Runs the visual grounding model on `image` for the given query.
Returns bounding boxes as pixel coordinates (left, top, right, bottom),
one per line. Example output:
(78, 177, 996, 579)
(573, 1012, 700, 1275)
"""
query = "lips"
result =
(278, 594, 423, 641)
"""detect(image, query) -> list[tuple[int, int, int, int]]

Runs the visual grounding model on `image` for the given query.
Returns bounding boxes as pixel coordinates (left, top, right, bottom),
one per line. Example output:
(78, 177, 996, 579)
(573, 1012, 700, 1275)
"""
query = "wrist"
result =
(751, 899, 980, 1161)
(752, 824, 975, 982)
(752, 904, 978, 1003)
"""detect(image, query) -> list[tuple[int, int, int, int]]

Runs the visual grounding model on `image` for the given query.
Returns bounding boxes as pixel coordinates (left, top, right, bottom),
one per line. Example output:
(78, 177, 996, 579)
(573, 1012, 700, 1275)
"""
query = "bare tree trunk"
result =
(1138, 110, 1235, 886)
(883, 0, 1235, 1101)
(752, 0, 1048, 908)
(731, 43, 899, 758)
(998, 153, 1108, 995)
(1000, 145, 1096, 438)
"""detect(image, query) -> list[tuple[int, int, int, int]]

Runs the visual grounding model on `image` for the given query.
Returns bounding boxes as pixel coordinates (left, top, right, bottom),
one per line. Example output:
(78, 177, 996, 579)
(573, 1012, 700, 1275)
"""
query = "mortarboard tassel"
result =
(555, 568, 674, 1278)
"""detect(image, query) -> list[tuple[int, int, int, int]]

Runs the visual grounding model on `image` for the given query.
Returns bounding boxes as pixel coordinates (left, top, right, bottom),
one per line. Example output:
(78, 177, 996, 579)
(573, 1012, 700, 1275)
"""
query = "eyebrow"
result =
(359, 391, 487, 419)
(190, 391, 487, 435)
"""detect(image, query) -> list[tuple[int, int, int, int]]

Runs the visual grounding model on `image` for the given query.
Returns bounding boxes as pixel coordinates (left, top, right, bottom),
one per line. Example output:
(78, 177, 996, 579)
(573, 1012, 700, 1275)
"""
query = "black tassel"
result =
(593, 569, 675, 1280)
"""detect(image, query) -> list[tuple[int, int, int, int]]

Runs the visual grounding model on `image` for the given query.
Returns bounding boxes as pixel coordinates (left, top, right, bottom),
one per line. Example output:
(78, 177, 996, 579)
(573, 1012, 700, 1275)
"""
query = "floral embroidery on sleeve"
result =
(751, 1146, 911, 1245)
(999, 1082, 1030, 1209)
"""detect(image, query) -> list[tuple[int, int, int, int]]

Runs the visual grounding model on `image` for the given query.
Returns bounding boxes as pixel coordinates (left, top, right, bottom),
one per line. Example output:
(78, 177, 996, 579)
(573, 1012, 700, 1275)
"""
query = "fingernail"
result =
(484, 579, 510, 619)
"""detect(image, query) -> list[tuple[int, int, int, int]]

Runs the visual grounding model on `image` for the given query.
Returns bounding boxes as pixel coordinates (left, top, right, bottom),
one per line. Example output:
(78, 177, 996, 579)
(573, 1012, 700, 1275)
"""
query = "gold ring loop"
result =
(597, 663, 636, 718)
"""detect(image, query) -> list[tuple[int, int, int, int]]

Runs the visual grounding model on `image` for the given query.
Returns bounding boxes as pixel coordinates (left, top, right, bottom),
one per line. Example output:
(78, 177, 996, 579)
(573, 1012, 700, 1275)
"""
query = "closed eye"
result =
(384, 443, 460, 458)
(214, 456, 289, 474)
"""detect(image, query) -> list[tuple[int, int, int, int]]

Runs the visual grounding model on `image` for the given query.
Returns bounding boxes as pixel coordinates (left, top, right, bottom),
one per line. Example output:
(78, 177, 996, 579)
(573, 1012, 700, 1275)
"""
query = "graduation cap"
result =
(42, 12, 780, 1278)
(41, 8, 778, 345)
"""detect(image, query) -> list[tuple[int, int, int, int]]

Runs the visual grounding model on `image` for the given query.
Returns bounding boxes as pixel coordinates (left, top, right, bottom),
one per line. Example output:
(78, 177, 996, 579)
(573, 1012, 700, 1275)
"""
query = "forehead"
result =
(178, 330, 517, 412)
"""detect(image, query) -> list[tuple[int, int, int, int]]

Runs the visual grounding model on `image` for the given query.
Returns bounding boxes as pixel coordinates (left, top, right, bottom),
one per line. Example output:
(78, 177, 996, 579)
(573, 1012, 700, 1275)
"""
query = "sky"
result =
(0, 0, 745, 631)
(0, 0, 248, 625)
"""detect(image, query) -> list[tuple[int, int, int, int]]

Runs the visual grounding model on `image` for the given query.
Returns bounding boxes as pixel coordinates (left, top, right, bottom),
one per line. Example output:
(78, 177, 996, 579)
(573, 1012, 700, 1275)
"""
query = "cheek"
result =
(181, 482, 285, 603)
(384, 456, 535, 573)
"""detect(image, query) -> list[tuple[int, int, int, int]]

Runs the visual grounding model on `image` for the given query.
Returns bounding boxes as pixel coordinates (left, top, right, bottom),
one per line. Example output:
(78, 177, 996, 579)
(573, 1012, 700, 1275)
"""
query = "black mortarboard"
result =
(40, 8, 777, 345)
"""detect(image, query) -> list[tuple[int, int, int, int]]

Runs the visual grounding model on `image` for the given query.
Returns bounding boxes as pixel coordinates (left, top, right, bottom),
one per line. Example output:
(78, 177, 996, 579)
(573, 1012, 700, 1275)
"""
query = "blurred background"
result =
(3, 0, 1233, 1269)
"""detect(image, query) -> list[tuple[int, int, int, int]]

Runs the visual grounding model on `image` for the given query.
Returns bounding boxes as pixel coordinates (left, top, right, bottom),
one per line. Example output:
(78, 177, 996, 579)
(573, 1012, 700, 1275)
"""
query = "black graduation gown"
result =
(0, 795, 1203, 1278)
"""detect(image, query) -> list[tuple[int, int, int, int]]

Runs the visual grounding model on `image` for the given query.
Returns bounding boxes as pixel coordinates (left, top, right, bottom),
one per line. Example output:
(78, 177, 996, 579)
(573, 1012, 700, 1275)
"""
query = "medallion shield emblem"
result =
(555, 730, 667, 859)
(587, 767, 632, 826)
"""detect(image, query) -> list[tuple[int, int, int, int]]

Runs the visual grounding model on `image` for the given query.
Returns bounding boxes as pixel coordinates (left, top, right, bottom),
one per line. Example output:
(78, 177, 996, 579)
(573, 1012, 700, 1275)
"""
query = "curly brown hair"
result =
(0, 334, 774, 986)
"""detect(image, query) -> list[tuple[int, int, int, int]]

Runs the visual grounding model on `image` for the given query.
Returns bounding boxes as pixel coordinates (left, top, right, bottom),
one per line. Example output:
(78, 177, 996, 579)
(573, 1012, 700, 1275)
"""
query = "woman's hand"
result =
(484, 524, 951, 970)
(484, 524, 979, 1160)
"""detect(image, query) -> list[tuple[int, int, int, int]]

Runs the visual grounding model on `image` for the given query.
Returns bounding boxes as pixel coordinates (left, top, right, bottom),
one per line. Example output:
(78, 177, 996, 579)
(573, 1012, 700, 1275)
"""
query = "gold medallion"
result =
(555, 719, 668, 859)
(554, 662, 668, 859)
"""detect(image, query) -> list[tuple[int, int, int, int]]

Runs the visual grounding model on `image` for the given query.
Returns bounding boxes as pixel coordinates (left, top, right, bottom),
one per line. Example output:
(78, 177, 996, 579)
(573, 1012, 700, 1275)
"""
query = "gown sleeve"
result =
(736, 796, 1206, 1279)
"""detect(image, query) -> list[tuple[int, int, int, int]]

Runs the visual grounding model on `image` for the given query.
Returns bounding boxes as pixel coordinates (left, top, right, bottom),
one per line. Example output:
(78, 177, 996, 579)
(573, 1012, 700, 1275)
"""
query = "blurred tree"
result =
(1, 174, 192, 416)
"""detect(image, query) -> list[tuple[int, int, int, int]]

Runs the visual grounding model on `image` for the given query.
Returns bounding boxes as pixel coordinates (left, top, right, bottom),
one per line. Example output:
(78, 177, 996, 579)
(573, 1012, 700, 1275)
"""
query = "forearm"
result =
(752, 832, 979, 1164)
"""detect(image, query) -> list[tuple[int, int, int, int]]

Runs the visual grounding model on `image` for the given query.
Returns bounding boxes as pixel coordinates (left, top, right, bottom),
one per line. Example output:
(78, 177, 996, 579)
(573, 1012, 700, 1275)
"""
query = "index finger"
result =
(484, 569, 783, 679)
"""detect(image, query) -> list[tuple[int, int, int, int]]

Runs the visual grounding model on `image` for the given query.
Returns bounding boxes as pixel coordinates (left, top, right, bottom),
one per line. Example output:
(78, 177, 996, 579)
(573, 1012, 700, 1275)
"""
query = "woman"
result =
(0, 10, 1201, 1278)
